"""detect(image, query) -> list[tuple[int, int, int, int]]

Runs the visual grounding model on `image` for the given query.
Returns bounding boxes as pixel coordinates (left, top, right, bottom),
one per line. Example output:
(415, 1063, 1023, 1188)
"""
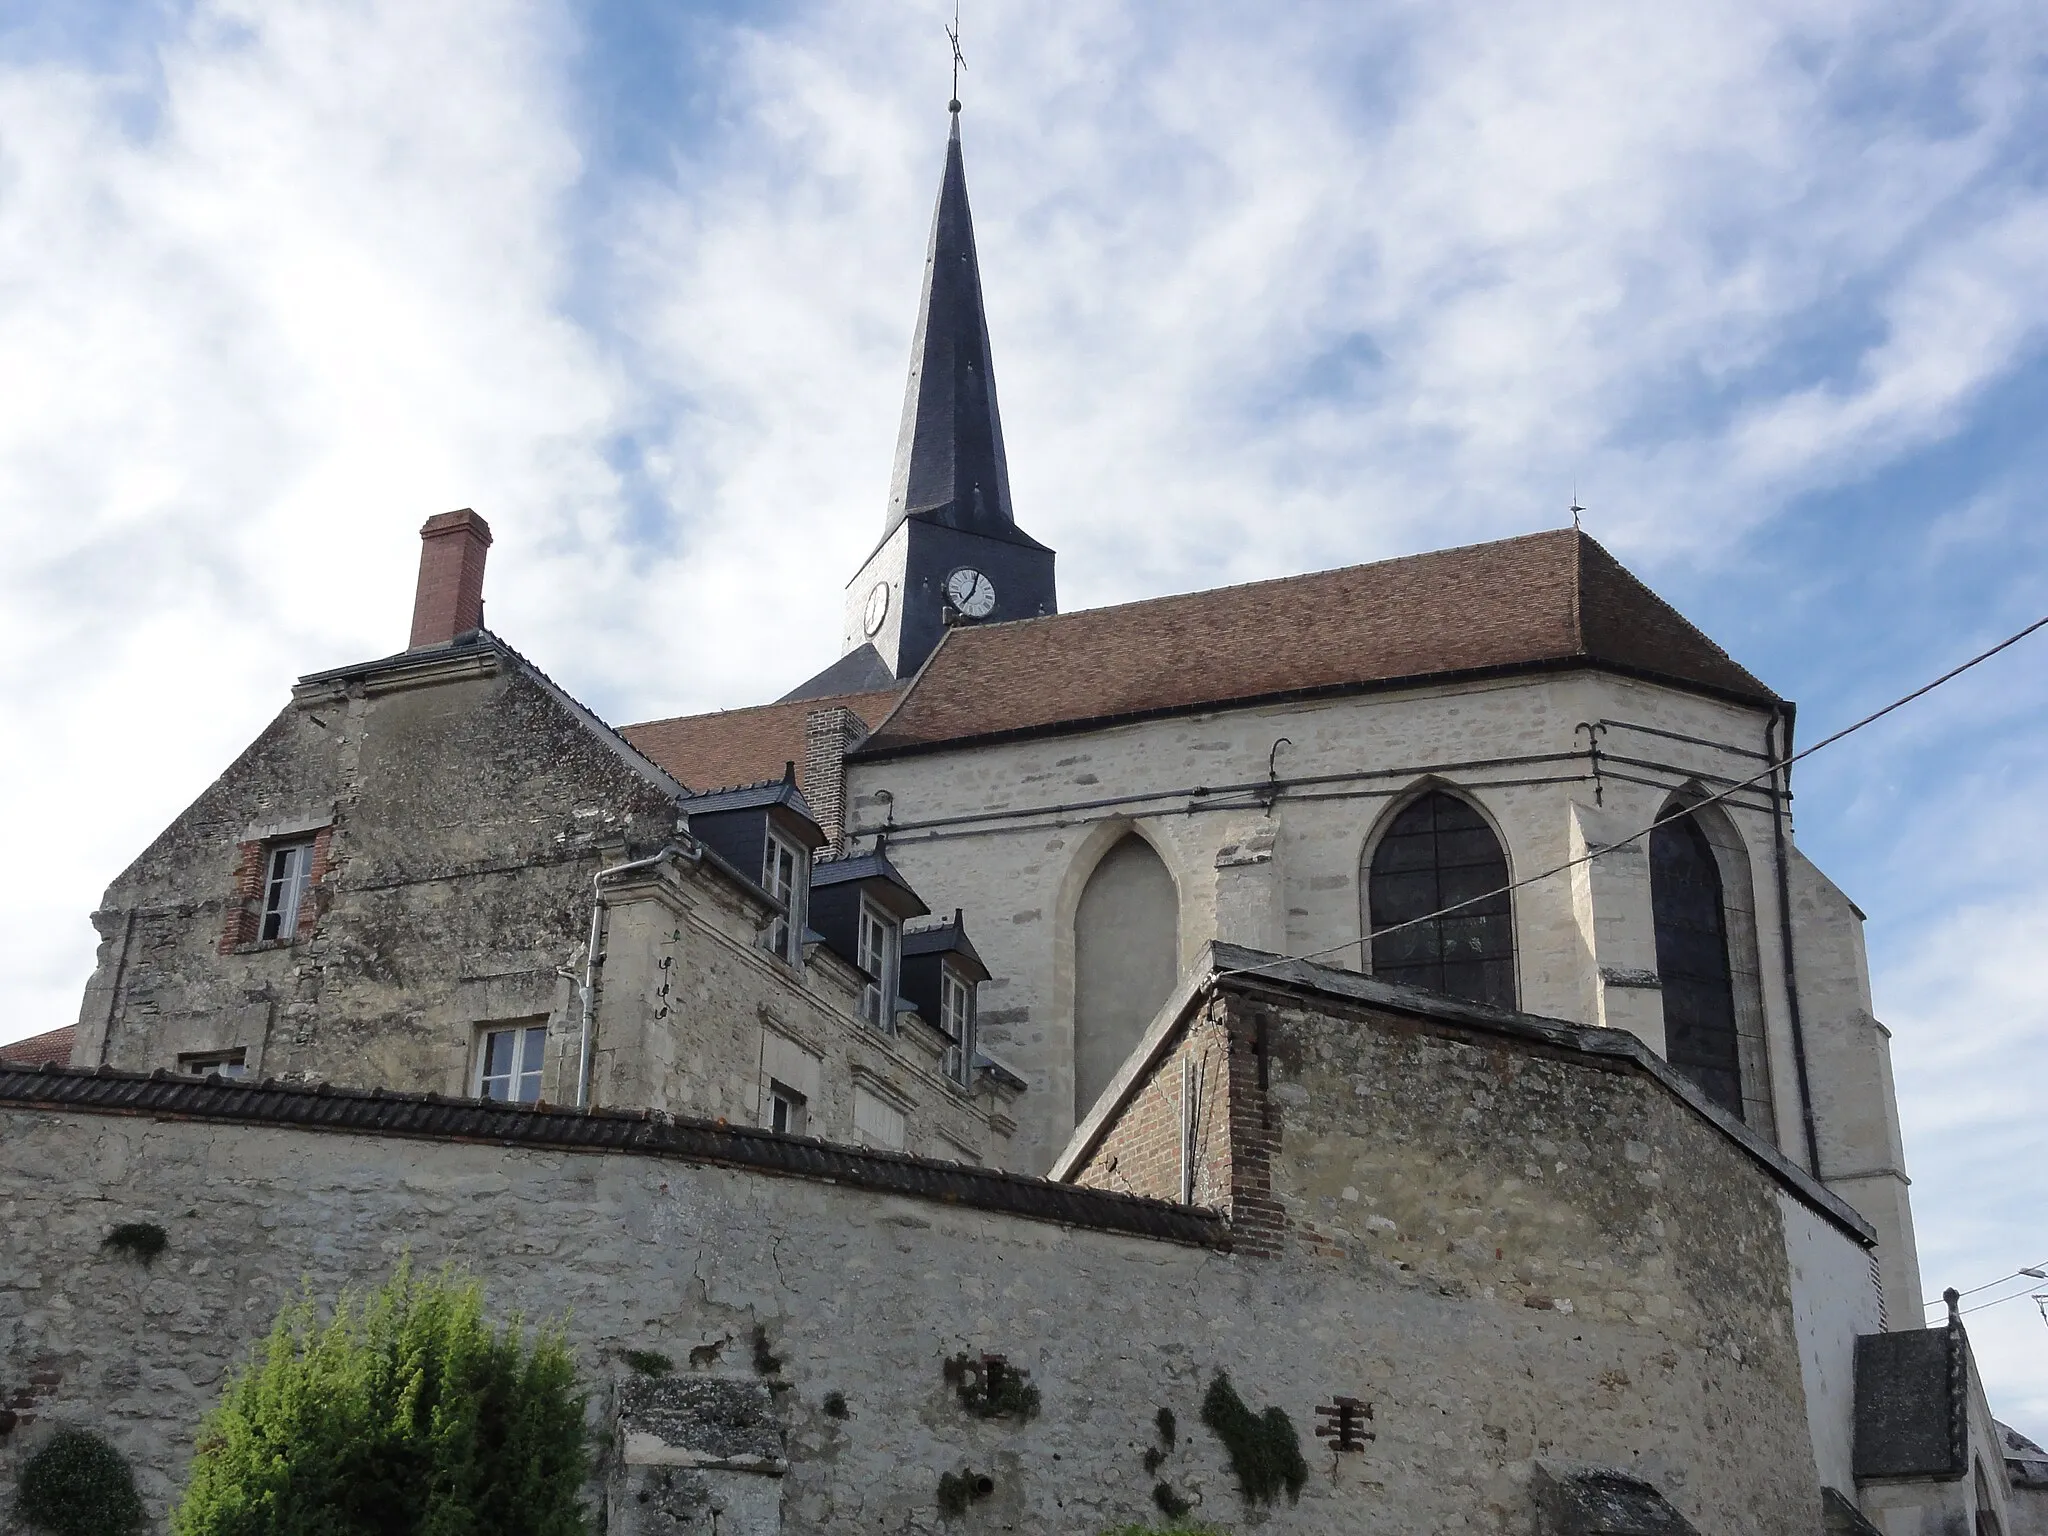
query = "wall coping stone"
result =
(1051, 940, 1879, 1247)
(0, 1065, 1227, 1249)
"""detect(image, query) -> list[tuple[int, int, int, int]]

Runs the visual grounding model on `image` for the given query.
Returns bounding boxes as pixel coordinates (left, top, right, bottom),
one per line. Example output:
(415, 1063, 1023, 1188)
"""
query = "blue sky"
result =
(1, 0, 2044, 1433)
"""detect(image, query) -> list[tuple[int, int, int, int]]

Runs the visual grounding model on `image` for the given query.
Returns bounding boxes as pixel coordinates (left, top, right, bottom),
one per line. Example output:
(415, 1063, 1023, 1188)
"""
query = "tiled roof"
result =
(623, 688, 902, 797)
(859, 530, 1777, 756)
(0, 1066, 1226, 1249)
(0, 1025, 74, 1068)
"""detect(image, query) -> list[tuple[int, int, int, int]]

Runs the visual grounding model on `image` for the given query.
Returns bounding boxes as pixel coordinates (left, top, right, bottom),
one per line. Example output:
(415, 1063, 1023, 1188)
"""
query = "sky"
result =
(1, 0, 2044, 1436)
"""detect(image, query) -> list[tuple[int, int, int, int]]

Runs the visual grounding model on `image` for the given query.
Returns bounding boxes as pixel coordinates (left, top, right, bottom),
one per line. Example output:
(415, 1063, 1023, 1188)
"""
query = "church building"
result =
(5, 103, 2040, 1536)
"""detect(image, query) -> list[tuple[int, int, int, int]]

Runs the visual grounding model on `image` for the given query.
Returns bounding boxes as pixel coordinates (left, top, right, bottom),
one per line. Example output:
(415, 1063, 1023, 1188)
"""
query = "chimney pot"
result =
(409, 509, 493, 649)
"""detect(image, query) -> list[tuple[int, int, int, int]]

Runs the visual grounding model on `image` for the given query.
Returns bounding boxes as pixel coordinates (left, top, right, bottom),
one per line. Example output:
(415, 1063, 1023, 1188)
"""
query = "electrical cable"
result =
(1925, 1259, 2048, 1310)
(1215, 611, 2048, 987)
(1958, 1284, 2048, 1320)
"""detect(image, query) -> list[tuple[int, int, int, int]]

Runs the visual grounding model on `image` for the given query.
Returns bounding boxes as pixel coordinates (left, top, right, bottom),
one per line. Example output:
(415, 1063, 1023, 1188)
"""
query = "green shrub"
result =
(171, 1260, 589, 1536)
(17, 1426, 145, 1536)
(621, 1349, 672, 1377)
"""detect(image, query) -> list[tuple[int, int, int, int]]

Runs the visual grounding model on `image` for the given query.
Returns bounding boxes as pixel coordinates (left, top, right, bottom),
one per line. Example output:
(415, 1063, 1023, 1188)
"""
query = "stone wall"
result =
(1064, 948, 1885, 1511)
(68, 640, 1008, 1164)
(1, 959, 1869, 1533)
(846, 667, 1832, 1177)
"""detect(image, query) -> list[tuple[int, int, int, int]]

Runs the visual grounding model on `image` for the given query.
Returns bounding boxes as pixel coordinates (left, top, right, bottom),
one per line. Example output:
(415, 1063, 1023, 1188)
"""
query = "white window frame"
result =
(856, 898, 900, 1032)
(259, 839, 316, 942)
(940, 963, 977, 1089)
(474, 1022, 547, 1104)
(766, 1078, 808, 1136)
(761, 830, 808, 967)
(177, 1048, 248, 1080)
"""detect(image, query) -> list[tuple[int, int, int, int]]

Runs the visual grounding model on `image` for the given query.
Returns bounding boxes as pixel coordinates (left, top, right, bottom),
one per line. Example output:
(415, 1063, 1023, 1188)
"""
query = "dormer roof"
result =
(812, 849, 930, 922)
(903, 909, 990, 983)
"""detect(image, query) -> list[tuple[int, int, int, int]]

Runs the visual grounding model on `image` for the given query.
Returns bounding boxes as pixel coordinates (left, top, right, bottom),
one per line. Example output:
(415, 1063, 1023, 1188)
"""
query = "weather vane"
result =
(1570, 489, 1584, 532)
(947, 0, 966, 113)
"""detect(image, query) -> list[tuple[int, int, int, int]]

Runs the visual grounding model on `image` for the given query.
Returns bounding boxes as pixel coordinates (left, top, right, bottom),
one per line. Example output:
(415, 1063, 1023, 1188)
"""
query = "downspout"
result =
(1768, 706, 1824, 1177)
(576, 843, 697, 1109)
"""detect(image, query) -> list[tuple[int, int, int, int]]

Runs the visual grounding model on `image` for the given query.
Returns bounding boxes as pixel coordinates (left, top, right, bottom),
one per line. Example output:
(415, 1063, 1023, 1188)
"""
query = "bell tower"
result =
(784, 105, 1056, 700)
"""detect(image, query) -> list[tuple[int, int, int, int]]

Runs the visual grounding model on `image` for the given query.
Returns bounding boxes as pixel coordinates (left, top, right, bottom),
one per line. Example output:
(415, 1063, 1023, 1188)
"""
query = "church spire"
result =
(882, 107, 1027, 546)
(787, 101, 1057, 700)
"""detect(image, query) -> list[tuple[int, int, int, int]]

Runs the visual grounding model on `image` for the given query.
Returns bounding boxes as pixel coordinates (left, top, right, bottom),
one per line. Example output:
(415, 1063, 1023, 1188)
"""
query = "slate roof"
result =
(781, 642, 897, 703)
(858, 529, 1777, 757)
(0, 1025, 74, 1068)
(811, 849, 930, 920)
(880, 110, 1040, 552)
(679, 776, 821, 822)
(623, 688, 902, 798)
(903, 911, 990, 981)
(2004, 1422, 2048, 1488)
(0, 1065, 1226, 1248)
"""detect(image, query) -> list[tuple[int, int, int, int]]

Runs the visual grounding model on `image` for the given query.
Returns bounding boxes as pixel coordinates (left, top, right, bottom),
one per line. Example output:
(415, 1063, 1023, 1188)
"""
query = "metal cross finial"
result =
(947, 0, 966, 113)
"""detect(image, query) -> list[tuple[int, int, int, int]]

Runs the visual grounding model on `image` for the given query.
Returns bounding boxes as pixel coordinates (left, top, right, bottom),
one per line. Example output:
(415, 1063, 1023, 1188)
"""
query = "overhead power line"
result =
(1926, 1259, 2048, 1311)
(1217, 611, 2048, 987)
(1958, 1283, 2048, 1320)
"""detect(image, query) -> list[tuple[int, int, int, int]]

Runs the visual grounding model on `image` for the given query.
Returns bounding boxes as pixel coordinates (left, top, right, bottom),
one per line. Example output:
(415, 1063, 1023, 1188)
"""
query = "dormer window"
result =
(676, 768, 829, 968)
(940, 964, 977, 1088)
(900, 907, 991, 1092)
(762, 830, 808, 966)
(857, 898, 900, 1031)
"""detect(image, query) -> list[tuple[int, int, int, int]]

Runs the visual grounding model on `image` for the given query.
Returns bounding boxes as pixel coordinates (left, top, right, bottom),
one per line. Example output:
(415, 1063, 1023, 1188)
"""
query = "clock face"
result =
(861, 582, 890, 637)
(945, 567, 997, 619)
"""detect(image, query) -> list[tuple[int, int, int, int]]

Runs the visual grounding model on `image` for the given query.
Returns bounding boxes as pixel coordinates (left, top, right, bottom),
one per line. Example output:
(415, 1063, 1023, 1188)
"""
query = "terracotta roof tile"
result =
(861, 530, 1775, 755)
(0, 1024, 74, 1068)
(623, 688, 902, 795)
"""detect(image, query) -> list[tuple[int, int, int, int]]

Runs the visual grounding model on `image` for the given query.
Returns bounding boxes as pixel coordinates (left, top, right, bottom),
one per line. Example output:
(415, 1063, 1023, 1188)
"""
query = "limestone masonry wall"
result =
(848, 669, 1824, 1175)
(68, 645, 1006, 1164)
(0, 973, 1857, 1535)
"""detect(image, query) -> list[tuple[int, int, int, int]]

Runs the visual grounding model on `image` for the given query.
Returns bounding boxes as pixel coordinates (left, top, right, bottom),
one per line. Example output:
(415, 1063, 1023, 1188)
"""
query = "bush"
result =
(17, 1426, 145, 1536)
(172, 1260, 589, 1536)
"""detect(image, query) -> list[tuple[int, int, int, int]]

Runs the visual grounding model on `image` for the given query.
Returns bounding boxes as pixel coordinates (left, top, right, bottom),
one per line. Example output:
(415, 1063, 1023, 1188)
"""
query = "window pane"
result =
(1650, 815, 1742, 1115)
(1367, 791, 1515, 1009)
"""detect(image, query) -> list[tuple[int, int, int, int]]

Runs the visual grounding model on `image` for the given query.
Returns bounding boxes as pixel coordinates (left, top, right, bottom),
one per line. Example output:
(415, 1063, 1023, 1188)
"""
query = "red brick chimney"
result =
(408, 509, 493, 649)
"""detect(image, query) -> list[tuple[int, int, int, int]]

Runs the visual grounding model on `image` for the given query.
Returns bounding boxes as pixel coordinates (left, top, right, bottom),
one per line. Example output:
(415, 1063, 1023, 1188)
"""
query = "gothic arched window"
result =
(1366, 791, 1515, 1009)
(1650, 812, 1742, 1114)
(1074, 835, 1178, 1121)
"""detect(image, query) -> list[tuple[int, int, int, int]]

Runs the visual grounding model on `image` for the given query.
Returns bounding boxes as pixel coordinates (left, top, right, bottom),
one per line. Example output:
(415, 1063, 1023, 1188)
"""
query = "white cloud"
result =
(1, 0, 2046, 1439)
(0, 0, 621, 1034)
(1880, 894, 2048, 1433)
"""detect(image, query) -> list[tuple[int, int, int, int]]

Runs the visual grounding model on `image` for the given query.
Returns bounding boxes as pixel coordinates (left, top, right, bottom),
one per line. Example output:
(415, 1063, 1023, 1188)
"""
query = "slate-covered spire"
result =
(884, 109, 1032, 547)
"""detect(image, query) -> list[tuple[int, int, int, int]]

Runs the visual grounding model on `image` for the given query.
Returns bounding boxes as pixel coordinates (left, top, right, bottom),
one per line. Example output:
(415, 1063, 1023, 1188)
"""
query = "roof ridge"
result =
(921, 527, 1583, 645)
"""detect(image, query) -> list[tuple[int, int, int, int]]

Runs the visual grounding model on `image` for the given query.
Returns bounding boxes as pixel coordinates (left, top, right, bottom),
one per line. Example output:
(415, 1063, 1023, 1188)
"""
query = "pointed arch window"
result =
(1074, 835, 1178, 1121)
(1649, 813, 1742, 1114)
(1366, 791, 1515, 1009)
